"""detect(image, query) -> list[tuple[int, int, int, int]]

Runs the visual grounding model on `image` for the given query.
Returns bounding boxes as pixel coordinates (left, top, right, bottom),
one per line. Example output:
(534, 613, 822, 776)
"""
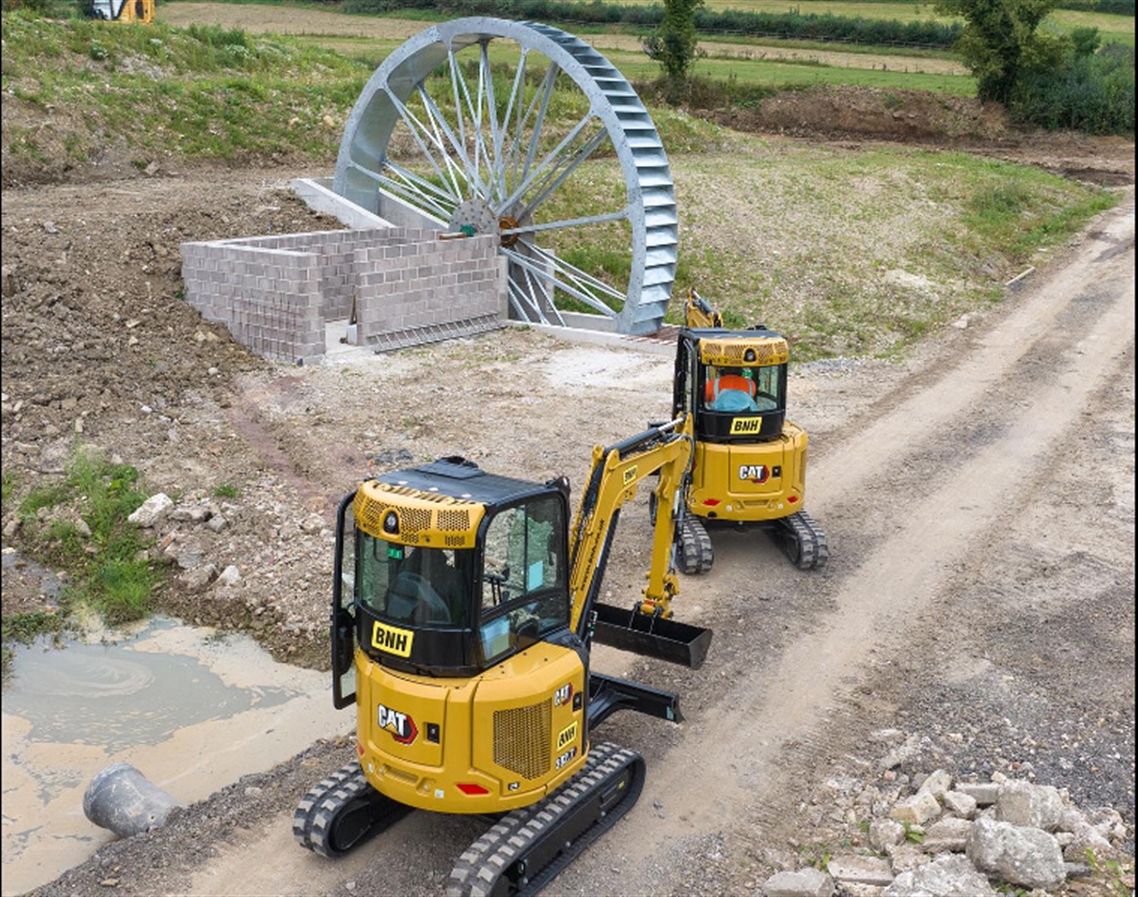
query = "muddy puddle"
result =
(1, 616, 351, 896)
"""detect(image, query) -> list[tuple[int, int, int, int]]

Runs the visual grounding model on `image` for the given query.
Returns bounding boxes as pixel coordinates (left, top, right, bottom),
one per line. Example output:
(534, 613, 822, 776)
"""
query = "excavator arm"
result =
(684, 287, 722, 329)
(566, 416, 711, 668)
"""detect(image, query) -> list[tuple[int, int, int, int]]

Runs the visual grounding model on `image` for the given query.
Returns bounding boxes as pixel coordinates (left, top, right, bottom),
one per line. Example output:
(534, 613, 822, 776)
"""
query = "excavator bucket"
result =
(591, 602, 713, 669)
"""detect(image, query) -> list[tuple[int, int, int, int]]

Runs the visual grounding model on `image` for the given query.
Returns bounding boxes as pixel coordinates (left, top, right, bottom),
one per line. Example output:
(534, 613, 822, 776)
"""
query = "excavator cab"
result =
(685, 338, 789, 440)
(332, 457, 576, 704)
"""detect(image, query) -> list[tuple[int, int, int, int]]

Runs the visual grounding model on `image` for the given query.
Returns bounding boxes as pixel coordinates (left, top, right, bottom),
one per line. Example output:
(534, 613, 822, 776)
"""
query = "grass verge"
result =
(2, 446, 165, 675)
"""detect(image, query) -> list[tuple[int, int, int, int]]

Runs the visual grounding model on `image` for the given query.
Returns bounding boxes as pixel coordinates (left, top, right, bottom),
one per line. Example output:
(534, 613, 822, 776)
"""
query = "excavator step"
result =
(447, 742, 645, 897)
(590, 601, 713, 669)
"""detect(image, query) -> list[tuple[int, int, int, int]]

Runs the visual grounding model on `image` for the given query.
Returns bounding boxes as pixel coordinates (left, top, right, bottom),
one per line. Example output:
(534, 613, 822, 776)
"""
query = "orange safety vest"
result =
(705, 374, 755, 403)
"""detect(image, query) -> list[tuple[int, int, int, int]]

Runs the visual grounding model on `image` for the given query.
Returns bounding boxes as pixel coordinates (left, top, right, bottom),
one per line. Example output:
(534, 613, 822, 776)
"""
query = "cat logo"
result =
(623, 464, 638, 486)
(730, 416, 763, 435)
(738, 464, 769, 484)
(556, 722, 578, 750)
(372, 621, 414, 658)
(553, 683, 573, 707)
(377, 704, 418, 744)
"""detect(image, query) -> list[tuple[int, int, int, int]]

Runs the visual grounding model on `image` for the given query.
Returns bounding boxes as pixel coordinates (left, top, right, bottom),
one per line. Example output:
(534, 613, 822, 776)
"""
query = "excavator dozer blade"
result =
(591, 602, 713, 669)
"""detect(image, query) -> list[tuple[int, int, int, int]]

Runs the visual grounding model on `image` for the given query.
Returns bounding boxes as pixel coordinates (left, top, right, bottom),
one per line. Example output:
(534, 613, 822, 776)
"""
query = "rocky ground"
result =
(1, 16, 1135, 896)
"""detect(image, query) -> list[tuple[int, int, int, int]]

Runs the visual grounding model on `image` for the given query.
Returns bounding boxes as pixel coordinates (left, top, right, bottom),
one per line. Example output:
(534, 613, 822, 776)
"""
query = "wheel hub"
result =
(450, 200, 498, 238)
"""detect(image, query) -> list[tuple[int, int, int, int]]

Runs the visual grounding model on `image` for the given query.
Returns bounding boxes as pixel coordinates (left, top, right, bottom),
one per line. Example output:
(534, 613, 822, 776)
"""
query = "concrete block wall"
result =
(353, 232, 502, 350)
(180, 227, 504, 364)
(179, 239, 324, 364)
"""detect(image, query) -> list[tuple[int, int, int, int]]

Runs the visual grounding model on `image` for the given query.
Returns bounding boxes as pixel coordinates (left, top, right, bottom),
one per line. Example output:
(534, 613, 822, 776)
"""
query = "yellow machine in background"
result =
(662, 289, 829, 573)
(89, 0, 154, 24)
(295, 417, 711, 895)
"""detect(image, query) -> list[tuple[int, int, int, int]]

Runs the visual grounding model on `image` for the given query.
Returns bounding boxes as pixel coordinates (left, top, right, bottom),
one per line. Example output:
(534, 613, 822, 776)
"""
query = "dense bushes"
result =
(341, 0, 964, 48)
(763, 0, 1135, 13)
(1011, 42, 1135, 135)
(1055, 0, 1133, 13)
(1, 0, 53, 12)
(693, 8, 961, 46)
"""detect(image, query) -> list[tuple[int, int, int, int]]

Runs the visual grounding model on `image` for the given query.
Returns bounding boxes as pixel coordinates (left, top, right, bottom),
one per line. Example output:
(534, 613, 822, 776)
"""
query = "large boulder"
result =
(966, 817, 1066, 890)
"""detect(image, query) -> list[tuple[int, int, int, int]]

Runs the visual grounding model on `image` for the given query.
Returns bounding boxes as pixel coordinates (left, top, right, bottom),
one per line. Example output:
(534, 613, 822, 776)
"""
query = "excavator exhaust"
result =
(591, 602, 713, 669)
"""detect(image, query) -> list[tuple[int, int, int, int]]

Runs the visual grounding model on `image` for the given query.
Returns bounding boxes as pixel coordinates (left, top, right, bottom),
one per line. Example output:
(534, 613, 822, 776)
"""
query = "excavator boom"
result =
(567, 416, 711, 668)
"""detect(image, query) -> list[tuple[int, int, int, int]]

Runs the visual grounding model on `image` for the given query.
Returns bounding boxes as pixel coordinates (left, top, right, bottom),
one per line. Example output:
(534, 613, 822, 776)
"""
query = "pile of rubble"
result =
(123, 489, 333, 661)
(762, 760, 1133, 897)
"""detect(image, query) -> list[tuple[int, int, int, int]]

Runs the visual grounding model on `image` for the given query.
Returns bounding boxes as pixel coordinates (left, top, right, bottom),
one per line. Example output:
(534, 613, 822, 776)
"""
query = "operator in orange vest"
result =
(704, 369, 759, 412)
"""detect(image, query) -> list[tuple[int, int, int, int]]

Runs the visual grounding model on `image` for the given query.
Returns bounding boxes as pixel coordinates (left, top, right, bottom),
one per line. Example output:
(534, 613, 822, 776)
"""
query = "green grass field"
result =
(554, 0, 1135, 47)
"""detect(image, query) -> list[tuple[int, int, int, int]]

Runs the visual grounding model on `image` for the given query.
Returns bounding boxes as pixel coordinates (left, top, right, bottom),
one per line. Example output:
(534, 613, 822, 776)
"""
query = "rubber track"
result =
(447, 743, 644, 897)
(292, 761, 410, 858)
(777, 509, 830, 570)
(678, 516, 715, 575)
(293, 762, 366, 856)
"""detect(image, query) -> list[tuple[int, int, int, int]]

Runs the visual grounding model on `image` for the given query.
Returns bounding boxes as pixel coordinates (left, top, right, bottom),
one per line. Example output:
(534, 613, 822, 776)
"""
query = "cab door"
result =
(332, 491, 357, 709)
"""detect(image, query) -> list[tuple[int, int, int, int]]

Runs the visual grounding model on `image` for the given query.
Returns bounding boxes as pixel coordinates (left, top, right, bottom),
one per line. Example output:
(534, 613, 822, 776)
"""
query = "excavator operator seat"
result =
(383, 547, 465, 625)
(420, 549, 466, 620)
(384, 571, 452, 624)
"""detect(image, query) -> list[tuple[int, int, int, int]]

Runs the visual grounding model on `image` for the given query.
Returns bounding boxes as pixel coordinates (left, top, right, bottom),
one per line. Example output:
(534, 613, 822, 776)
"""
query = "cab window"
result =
(356, 533, 470, 629)
(479, 496, 568, 663)
(702, 364, 784, 413)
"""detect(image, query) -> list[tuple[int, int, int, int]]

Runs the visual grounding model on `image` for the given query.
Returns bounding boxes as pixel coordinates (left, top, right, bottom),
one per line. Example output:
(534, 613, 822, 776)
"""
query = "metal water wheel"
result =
(333, 17, 678, 335)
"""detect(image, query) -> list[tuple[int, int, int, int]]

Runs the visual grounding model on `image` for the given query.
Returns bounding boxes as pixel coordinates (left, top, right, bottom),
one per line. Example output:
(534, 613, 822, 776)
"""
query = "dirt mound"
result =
(704, 85, 1135, 186)
(739, 85, 1012, 142)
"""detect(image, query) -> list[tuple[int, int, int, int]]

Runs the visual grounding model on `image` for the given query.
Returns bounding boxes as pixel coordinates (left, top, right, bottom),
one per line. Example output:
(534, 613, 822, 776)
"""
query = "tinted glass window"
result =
(480, 496, 568, 663)
(702, 364, 785, 413)
(357, 533, 470, 630)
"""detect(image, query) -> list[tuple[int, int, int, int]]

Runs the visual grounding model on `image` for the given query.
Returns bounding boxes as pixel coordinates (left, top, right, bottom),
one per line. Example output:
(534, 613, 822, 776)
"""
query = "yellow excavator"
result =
(89, 0, 155, 24)
(660, 289, 828, 574)
(294, 416, 711, 895)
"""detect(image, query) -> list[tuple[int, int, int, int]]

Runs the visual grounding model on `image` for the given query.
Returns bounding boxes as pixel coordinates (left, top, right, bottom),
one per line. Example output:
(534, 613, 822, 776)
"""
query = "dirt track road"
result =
(241, 199, 1138, 897)
(28, 191, 1125, 897)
